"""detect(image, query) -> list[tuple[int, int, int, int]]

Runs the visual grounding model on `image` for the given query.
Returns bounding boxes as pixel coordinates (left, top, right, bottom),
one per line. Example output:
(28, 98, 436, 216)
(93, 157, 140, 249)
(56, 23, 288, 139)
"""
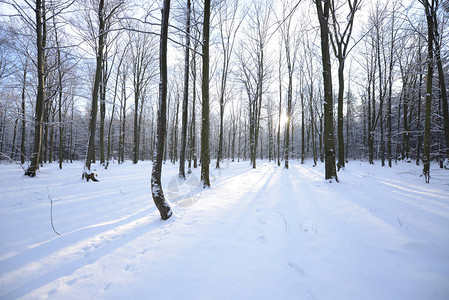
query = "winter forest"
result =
(1, 0, 449, 299)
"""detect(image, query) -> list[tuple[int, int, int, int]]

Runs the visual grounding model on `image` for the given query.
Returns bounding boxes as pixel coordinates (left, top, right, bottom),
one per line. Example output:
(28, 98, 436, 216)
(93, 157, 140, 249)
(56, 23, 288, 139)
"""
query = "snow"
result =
(1, 160, 448, 299)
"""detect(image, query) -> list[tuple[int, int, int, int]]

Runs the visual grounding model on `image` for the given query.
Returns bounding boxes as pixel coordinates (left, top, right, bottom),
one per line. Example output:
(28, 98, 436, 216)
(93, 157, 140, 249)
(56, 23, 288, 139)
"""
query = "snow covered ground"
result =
(0, 159, 448, 299)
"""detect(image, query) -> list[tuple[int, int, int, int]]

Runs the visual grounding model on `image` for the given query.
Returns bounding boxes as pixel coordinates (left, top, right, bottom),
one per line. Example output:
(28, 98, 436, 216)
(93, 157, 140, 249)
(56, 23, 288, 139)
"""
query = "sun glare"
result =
(280, 114, 289, 125)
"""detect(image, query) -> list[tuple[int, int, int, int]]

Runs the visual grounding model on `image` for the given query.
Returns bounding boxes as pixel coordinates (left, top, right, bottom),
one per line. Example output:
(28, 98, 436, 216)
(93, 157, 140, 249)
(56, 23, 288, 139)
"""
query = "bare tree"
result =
(329, 0, 360, 171)
(315, 0, 338, 182)
(421, 0, 436, 183)
(215, 0, 242, 169)
(83, 0, 122, 180)
(131, 32, 157, 164)
(25, 0, 46, 177)
(151, 0, 173, 220)
(201, 0, 211, 187)
(179, 0, 191, 178)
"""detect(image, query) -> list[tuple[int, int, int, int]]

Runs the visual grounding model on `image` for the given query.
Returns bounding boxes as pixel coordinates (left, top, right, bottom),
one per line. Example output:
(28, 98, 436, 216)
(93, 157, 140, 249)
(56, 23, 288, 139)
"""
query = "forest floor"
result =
(0, 159, 448, 299)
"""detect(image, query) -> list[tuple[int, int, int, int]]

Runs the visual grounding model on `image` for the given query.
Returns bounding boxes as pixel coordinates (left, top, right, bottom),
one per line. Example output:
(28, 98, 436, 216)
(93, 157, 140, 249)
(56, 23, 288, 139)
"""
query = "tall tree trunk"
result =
(25, 0, 46, 177)
(432, 13, 449, 163)
(84, 0, 106, 177)
(106, 51, 125, 168)
(316, 0, 338, 182)
(189, 50, 197, 170)
(201, 0, 211, 187)
(301, 88, 305, 165)
(336, 60, 345, 170)
(69, 101, 73, 163)
(133, 87, 140, 164)
(55, 17, 64, 169)
(277, 52, 282, 167)
(120, 72, 127, 163)
(151, 0, 173, 220)
(423, 0, 434, 183)
(21, 62, 27, 165)
(416, 41, 423, 166)
(100, 56, 107, 165)
(179, 0, 191, 178)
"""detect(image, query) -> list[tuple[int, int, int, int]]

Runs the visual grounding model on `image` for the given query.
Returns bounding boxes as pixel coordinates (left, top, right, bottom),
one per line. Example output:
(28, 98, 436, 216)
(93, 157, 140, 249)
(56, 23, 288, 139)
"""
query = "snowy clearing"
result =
(0, 160, 448, 299)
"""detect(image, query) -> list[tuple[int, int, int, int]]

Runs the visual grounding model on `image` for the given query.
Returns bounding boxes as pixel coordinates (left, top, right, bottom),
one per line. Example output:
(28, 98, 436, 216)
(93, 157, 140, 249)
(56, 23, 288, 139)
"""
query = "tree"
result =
(25, 0, 46, 177)
(431, 1, 449, 165)
(83, 0, 121, 179)
(237, 1, 272, 169)
(315, 0, 338, 182)
(151, 0, 173, 220)
(421, 0, 435, 183)
(131, 32, 157, 164)
(179, 0, 191, 179)
(279, 0, 300, 169)
(215, 0, 242, 169)
(329, 0, 360, 171)
(201, 0, 211, 187)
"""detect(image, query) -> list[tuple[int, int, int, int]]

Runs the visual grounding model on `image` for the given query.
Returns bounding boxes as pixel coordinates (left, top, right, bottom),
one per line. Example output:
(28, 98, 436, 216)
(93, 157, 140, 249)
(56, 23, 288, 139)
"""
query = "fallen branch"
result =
(47, 188, 61, 236)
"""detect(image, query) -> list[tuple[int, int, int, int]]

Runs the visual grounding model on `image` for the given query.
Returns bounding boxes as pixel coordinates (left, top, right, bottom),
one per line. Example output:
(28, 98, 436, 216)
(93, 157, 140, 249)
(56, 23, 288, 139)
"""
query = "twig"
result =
(47, 188, 61, 236)
(277, 210, 289, 233)
(0, 152, 27, 172)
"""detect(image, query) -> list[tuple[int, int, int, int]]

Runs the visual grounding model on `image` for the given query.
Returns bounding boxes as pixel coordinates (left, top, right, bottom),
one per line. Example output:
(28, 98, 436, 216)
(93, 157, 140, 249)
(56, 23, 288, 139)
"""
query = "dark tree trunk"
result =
(336, 61, 345, 170)
(84, 0, 106, 177)
(133, 87, 140, 164)
(316, 0, 338, 182)
(100, 56, 107, 165)
(277, 52, 282, 167)
(189, 50, 197, 170)
(151, 0, 173, 220)
(416, 41, 423, 166)
(179, 0, 191, 178)
(432, 13, 449, 162)
(21, 62, 27, 165)
(423, 0, 434, 183)
(201, 0, 211, 187)
(26, 0, 46, 177)
(54, 17, 64, 169)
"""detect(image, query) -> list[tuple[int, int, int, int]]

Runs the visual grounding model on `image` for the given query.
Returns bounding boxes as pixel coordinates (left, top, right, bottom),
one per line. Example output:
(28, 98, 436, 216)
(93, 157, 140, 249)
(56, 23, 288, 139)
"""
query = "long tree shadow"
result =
(0, 207, 174, 299)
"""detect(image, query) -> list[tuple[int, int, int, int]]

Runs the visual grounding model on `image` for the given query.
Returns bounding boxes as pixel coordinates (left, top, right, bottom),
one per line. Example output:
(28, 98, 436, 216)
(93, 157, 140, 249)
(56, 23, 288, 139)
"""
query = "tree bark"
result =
(423, 0, 434, 183)
(26, 0, 46, 177)
(151, 0, 173, 220)
(179, 0, 191, 178)
(201, 0, 211, 187)
(84, 0, 106, 176)
(316, 0, 338, 182)
(432, 11, 449, 163)
(21, 61, 27, 165)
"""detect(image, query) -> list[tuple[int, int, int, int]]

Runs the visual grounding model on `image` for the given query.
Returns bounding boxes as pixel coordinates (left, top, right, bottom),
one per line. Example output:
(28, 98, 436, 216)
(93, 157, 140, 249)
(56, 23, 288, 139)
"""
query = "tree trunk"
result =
(423, 0, 434, 182)
(336, 60, 345, 170)
(201, 0, 211, 187)
(433, 14, 449, 163)
(55, 17, 63, 169)
(100, 56, 107, 165)
(21, 62, 27, 165)
(277, 52, 282, 167)
(179, 0, 191, 178)
(316, 0, 338, 182)
(189, 50, 197, 170)
(151, 0, 173, 220)
(26, 0, 46, 177)
(84, 0, 106, 177)
(133, 87, 140, 164)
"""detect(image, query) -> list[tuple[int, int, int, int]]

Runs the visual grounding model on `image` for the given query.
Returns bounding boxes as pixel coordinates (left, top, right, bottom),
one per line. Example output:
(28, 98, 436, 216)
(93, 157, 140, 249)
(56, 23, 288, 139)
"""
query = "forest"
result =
(0, 0, 448, 186)
(0, 0, 449, 298)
